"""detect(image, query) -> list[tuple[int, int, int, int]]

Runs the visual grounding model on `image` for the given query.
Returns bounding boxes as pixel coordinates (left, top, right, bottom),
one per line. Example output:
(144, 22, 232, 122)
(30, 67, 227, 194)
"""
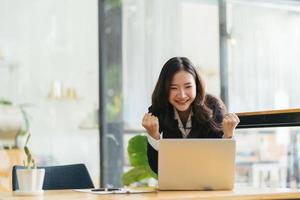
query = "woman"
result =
(142, 57, 240, 174)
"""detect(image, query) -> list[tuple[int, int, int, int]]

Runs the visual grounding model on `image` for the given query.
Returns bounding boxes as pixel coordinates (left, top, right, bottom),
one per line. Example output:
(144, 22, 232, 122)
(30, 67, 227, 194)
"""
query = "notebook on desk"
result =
(158, 139, 236, 190)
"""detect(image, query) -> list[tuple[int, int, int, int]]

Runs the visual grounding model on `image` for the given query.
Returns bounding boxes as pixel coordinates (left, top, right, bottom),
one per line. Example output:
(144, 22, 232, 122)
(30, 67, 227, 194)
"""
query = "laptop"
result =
(158, 139, 236, 190)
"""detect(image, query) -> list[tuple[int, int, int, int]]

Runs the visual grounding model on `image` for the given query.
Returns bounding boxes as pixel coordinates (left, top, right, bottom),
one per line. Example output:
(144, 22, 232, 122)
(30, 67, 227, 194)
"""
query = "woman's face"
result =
(168, 70, 197, 112)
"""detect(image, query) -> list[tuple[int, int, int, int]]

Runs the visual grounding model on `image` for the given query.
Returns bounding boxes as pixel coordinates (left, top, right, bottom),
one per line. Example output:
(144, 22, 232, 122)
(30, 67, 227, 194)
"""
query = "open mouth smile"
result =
(175, 100, 189, 105)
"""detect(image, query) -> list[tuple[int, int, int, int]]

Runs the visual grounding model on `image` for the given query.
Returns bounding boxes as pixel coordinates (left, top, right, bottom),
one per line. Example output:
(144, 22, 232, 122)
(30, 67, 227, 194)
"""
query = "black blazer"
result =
(147, 106, 223, 174)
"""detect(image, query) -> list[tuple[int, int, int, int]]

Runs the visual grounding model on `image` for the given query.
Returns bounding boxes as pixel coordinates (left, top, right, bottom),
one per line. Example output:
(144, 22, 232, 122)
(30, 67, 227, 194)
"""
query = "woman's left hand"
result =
(222, 113, 240, 138)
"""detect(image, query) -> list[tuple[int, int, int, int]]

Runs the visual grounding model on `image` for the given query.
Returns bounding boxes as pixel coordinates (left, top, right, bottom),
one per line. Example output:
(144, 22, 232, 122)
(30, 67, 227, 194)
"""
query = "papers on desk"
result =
(75, 187, 157, 195)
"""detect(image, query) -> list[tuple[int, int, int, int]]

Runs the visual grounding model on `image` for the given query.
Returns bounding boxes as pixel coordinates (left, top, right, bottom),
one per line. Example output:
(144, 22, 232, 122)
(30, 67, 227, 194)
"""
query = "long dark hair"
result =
(151, 57, 225, 134)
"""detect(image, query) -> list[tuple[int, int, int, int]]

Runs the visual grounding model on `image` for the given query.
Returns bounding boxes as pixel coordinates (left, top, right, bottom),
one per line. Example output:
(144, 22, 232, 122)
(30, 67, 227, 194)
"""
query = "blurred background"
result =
(1, 0, 300, 190)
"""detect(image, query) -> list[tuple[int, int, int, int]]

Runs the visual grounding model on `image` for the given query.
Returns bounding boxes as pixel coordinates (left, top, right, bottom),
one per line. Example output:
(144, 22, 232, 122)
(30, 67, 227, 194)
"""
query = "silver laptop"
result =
(158, 139, 236, 190)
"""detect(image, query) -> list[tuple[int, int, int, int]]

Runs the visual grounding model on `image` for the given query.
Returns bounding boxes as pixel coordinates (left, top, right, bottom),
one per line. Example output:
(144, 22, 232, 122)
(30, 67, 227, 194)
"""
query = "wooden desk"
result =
(1, 187, 300, 200)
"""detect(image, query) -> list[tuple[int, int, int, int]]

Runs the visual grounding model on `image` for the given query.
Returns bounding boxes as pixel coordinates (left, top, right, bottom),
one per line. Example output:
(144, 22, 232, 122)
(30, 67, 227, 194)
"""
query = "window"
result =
(0, 0, 99, 190)
(221, 0, 300, 187)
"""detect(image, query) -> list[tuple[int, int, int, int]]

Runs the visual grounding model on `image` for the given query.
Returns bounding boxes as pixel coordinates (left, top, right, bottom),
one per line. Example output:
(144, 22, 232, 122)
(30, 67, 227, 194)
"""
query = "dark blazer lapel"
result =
(163, 119, 182, 138)
(188, 117, 203, 138)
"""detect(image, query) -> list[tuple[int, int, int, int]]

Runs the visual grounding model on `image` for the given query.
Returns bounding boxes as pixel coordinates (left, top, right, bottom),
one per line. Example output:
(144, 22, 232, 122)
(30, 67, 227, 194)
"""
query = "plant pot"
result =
(16, 168, 45, 195)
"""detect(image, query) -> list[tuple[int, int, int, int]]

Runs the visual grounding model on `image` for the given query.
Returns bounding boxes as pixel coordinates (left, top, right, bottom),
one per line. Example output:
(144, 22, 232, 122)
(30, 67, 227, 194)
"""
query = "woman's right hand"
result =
(142, 113, 160, 140)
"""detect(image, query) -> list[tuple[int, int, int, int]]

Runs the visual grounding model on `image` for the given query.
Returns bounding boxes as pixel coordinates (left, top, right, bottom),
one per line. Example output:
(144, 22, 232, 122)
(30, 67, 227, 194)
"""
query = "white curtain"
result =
(122, 0, 220, 129)
(227, 0, 300, 112)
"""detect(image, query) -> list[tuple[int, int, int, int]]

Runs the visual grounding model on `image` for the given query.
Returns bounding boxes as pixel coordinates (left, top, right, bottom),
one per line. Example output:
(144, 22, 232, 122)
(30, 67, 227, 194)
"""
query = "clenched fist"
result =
(142, 113, 160, 140)
(222, 113, 240, 138)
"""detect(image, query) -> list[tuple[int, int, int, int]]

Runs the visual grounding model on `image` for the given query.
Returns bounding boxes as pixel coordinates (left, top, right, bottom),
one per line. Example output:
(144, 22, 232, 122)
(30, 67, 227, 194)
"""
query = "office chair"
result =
(12, 163, 95, 190)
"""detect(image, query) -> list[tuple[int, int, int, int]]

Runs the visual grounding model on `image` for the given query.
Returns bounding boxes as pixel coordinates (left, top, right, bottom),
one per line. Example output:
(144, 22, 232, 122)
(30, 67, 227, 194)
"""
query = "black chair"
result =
(12, 163, 95, 190)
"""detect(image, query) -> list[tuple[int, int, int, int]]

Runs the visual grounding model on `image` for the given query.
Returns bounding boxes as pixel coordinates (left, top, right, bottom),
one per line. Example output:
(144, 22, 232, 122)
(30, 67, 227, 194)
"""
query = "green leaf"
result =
(25, 134, 31, 146)
(123, 134, 158, 186)
(129, 152, 148, 166)
(32, 159, 36, 168)
(18, 108, 30, 136)
(24, 146, 30, 157)
(128, 135, 147, 154)
(0, 99, 12, 105)
(127, 135, 148, 166)
(122, 165, 156, 186)
(24, 145, 33, 168)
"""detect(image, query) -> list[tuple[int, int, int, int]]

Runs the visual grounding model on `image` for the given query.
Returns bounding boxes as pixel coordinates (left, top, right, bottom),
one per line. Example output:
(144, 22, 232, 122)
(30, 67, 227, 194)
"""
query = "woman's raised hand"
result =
(142, 113, 160, 140)
(222, 113, 240, 138)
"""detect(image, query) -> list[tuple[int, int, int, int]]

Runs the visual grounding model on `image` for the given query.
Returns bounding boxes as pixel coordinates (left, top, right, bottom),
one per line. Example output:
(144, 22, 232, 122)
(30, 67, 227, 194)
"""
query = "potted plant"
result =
(122, 135, 157, 186)
(15, 134, 45, 195)
(0, 99, 30, 148)
(0, 99, 31, 191)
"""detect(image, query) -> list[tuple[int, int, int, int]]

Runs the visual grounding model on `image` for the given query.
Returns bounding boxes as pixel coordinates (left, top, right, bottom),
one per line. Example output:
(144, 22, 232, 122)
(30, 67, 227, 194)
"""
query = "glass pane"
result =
(226, 0, 300, 112)
(0, 0, 99, 190)
(235, 127, 300, 188)
(225, 0, 300, 188)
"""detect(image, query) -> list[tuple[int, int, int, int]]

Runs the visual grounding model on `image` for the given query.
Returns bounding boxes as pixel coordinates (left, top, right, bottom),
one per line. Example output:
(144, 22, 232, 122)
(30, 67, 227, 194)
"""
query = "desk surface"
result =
(2, 187, 300, 200)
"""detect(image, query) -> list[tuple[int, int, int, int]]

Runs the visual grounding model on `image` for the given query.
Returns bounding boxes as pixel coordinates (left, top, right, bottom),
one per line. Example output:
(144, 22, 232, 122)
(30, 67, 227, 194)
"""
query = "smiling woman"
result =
(141, 57, 240, 174)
